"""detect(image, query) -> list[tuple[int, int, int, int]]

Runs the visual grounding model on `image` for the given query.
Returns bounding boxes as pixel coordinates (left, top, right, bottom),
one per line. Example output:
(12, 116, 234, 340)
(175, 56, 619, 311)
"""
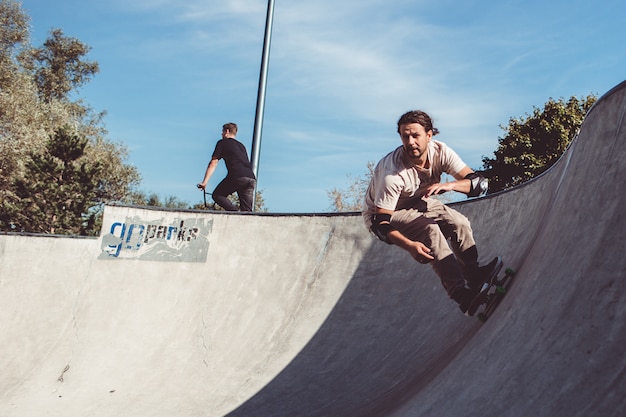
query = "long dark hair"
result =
(397, 110, 440, 135)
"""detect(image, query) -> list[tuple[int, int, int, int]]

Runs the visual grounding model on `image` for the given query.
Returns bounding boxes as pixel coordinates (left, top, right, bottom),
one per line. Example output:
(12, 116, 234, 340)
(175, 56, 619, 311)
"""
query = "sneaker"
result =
(464, 285, 490, 316)
(466, 256, 503, 292)
(451, 286, 480, 315)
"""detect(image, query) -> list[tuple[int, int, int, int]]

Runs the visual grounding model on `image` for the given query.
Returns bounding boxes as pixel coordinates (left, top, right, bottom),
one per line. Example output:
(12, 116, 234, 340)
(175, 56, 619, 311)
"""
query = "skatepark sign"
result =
(98, 205, 211, 262)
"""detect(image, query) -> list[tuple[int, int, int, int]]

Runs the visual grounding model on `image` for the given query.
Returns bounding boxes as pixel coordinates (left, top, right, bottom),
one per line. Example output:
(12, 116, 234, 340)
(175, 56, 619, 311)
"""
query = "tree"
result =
(327, 162, 375, 212)
(21, 28, 99, 102)
(481, 95, 597, 193)
(3, 127, 102, 234)
(0, 0, 50, 191)
(0, 0, 140, 235)
(0, 0, 28, 68)
(87, 132, 141, 203)
(125, 191, 190, 210)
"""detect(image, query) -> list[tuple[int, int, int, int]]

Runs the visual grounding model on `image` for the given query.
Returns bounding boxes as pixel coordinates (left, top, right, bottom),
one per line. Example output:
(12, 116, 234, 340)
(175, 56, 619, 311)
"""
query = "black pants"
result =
(213, 176, 256, 211)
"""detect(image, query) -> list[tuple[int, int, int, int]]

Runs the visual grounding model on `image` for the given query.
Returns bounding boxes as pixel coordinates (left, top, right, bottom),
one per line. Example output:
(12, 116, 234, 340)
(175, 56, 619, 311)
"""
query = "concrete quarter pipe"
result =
(1, 80, 625, 417)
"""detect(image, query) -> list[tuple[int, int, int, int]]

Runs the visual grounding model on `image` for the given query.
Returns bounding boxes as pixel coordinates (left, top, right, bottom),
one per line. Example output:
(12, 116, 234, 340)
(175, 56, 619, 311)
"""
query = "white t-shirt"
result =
(362, 140, 467, 228)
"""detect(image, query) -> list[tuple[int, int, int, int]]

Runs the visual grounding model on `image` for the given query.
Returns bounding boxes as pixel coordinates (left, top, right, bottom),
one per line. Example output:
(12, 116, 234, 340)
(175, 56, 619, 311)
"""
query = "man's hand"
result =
(376, 207, 435, 264)
(423, 182, 456, 198)
(388, 230, 434, 264)
(422, 166, 476, 198)
(197, 183, 206, 190)
(407, 241, 435, 264)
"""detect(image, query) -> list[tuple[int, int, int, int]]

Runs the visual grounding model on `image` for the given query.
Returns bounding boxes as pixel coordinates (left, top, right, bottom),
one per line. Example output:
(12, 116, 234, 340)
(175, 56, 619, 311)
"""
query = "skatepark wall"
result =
(0, 80, 624, 417)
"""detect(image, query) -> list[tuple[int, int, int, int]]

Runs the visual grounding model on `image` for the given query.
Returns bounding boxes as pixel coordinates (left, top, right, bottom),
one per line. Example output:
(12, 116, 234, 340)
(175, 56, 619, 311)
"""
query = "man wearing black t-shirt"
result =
(197, 123, 256, 211)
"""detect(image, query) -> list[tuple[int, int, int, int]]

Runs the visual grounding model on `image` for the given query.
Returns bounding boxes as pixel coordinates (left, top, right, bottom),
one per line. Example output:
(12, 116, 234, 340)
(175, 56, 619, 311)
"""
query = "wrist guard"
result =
(371, 213, 395, 244)
(465, 172, 488, 197)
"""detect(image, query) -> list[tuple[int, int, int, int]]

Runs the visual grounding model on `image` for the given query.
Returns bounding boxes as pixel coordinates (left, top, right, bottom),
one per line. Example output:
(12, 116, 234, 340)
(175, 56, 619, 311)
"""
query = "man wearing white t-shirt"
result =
(363, 110, 501, 315)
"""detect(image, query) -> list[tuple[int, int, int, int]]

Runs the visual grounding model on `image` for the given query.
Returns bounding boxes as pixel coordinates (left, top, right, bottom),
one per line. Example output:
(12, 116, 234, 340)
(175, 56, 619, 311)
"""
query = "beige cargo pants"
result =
(390, 197, 480, 297)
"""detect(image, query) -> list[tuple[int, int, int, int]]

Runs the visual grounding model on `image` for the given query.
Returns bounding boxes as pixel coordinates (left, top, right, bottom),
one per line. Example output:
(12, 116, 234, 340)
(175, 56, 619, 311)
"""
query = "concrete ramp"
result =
(1, 81, 625, 417)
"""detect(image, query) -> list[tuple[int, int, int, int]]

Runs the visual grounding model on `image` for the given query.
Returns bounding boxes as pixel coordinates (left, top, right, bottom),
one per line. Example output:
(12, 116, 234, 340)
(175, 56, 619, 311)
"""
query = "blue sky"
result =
(21, 0, 626, 212)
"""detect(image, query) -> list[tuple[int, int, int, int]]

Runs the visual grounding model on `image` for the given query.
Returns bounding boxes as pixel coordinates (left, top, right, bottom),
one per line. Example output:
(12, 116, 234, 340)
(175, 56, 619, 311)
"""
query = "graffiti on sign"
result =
(99, 216, 212, 262)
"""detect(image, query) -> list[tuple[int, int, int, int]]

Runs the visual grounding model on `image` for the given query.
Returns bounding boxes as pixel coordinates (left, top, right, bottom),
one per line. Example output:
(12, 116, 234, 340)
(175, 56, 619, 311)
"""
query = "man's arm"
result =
(197, 158, 219, 190)
(423, 166, 488, 198)
(373, 207, 435, 264)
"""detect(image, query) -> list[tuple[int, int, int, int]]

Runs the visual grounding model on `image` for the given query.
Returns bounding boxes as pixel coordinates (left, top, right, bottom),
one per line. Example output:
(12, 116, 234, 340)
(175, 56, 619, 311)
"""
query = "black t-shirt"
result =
(212, 138, 256, 179)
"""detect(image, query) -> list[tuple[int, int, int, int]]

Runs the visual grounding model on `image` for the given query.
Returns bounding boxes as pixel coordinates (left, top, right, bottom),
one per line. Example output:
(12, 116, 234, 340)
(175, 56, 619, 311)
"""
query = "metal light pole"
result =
(250, 0, 275, 211)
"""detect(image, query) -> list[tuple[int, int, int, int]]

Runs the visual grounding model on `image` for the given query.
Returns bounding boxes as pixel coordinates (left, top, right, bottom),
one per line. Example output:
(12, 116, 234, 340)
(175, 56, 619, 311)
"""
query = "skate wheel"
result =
(505, 267, 516, 276)
(477, 313, 487, 322)
(496, 286, 506, 294)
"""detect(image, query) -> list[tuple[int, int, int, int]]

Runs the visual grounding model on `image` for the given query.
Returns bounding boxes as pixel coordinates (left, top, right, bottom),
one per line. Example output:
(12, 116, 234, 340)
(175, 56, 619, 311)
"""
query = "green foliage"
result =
(0, 1, 47, 185)
(0, 0, 140, 235)
(2, 127, 102, 234)
(21, 28, 99, 102)
(481, 95, 597, 193)
(124, 191, 190, 210)
(0, 0, 28, 61)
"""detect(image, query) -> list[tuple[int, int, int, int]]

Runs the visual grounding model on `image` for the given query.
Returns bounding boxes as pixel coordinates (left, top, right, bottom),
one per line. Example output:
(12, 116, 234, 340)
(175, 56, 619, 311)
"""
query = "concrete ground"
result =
(1, 80, 625, 417)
